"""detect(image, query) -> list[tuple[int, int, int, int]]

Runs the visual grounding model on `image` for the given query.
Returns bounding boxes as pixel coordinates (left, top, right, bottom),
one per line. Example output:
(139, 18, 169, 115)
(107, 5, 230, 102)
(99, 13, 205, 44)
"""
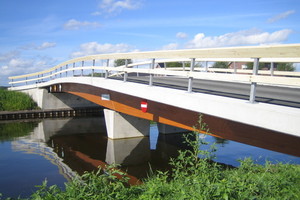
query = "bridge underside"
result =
(54, 82, 300, 157)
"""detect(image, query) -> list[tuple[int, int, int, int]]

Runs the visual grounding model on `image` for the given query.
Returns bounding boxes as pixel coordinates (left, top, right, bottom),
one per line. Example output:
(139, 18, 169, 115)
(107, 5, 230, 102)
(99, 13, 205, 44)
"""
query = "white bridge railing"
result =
(9, 44, 300, 103)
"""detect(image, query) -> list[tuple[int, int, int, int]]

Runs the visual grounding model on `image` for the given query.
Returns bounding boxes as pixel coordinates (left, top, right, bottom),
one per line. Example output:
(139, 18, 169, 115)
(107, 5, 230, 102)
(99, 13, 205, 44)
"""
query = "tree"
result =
(245, 62, 266, 70)
(212, 62, 230, 69)
(246, 62, 295, 71)
(166, 62, 190, 68)
(276, 63, 295, 71)
(114, 59, 132, 67)
(165, 62, 203, 68)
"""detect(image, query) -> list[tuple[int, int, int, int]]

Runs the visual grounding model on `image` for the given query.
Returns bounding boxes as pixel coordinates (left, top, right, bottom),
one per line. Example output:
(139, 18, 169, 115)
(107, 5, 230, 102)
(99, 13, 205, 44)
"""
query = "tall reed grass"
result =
(0, 88, 38, 111)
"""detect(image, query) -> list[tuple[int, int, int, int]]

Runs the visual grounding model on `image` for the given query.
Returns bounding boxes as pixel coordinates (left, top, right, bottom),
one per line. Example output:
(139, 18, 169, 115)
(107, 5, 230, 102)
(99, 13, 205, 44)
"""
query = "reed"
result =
(0, 88, 38, 111)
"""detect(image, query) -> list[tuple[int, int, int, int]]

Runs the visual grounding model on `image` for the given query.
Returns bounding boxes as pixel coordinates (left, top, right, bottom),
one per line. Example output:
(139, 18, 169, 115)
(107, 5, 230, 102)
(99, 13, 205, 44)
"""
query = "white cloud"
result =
(1, 58, 35, 78)
(268, 10, 296, 23)
(91, 11, 102, 16)
(7, 58, 33, 69)
(186, 28, 293, 48)
(0, 47, 58, 85)
(63, 19, 101, 30)
(161, 43, 179, 50)
(36, 42, 56, 50)
(1, 57, 54, 76)
(71, 42, 135, 57)
(0, 51, 20, 62)
(176, 32, 188, 39)
(20, 42, 56, 51)
(98, 0, 142, 15)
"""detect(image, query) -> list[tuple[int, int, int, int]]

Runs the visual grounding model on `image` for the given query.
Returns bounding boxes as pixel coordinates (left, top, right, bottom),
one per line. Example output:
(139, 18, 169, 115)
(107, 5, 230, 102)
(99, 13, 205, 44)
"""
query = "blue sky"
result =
(0, 0, 299, 86)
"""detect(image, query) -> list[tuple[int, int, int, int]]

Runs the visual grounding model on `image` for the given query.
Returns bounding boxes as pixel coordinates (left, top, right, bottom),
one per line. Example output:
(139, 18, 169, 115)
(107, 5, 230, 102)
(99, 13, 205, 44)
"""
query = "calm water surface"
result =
(0, 116, 300, 198)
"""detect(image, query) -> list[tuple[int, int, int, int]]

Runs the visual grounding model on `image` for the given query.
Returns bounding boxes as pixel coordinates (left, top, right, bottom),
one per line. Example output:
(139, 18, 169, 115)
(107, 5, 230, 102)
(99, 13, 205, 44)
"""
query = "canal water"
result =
(0, 116, 300, 198)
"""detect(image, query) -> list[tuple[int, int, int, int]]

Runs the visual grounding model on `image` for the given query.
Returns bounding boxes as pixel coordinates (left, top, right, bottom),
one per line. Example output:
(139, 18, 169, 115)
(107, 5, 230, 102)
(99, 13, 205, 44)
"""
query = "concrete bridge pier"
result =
(157, 123, 190, 134)
(104, 109, 150, 139)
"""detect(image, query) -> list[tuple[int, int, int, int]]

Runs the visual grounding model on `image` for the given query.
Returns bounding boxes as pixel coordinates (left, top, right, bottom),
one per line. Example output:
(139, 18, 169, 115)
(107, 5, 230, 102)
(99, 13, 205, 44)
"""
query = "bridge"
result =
(9, 44, 300, 156)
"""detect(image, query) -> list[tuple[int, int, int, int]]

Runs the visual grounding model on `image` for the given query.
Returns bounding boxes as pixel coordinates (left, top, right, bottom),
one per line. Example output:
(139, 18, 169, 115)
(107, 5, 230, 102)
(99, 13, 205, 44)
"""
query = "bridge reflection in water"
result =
(44, 117, 191, 183)
(12, 115, 300, 185)
(11, 116, 191, 184)
(3, 115, 299, 199)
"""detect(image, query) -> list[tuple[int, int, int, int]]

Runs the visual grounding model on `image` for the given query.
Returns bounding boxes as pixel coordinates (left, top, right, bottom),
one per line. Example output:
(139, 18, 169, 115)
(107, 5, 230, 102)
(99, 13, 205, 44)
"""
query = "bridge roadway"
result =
(110, 76, 300, 108)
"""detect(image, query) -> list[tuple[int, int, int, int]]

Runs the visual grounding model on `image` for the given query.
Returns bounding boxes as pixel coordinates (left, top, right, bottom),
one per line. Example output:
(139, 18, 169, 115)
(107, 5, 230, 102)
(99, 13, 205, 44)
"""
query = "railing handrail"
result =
(8, 64, 300, 87)
(8, 44, 300, 105)
(9, 44, 300, 80)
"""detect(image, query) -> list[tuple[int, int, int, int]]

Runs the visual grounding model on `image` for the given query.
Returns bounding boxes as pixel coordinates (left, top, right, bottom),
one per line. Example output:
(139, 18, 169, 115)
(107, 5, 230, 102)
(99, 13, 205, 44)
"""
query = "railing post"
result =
(249, 58, 259, 103)
(123, 59, 128, 82)
(73, 63, 75, 76)
(60, 66, 62, 78)
(66, 64, 68, 77)
(188, 58, 195, 93)
(149, 58, 155, 86)
(233, 62, 237, 74)
(92, 59, 95, 77)
(182, 61, 185, 71)
(55, 68, 57, 78)
(270, 62, 274, 76)
(105, 59, 109, 79)
(205, 61, 208, 72)
(81, 61, 84, 76)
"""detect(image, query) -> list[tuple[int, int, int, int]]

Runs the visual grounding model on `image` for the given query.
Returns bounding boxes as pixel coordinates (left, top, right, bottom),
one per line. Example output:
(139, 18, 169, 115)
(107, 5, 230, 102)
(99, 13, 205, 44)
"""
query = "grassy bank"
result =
(2, 130, 299, 200)
(0, 88, 38, 111)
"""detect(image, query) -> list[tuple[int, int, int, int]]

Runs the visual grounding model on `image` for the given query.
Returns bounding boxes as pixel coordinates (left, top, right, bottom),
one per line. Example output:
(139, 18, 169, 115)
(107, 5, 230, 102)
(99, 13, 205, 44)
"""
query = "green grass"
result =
(0, 88, 38, 111)
(2, 116, 300, 199)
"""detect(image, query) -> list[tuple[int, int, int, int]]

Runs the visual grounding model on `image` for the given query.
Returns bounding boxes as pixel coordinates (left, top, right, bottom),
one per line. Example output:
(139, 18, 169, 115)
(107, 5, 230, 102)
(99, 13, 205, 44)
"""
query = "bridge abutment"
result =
(104, 109, 150, 139)
(22, 88, 98, 109)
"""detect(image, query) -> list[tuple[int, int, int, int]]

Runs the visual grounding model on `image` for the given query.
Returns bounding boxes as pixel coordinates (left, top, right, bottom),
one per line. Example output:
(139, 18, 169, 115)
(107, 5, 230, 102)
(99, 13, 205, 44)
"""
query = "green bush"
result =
(0, 88, 38, 111)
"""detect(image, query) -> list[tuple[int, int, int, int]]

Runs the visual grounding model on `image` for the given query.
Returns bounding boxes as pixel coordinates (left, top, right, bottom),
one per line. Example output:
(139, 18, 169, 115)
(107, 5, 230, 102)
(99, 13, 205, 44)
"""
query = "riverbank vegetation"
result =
(0, 88, 38, 111)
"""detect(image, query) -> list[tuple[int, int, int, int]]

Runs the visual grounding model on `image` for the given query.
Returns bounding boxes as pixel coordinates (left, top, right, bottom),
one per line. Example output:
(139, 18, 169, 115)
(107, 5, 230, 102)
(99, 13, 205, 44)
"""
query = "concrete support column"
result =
(157, 123, 189, 134)
(104, 109, 150, 139)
